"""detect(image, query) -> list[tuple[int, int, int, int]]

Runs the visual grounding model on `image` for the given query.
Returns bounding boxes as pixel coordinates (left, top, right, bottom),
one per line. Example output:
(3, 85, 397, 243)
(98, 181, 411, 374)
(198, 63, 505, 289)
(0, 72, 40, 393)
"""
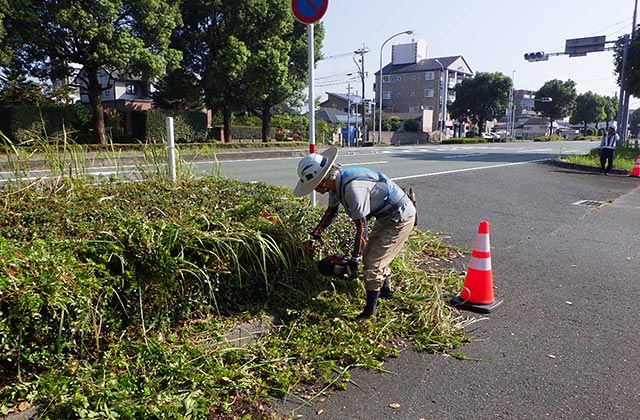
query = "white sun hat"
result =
(293, 146, 338, 197)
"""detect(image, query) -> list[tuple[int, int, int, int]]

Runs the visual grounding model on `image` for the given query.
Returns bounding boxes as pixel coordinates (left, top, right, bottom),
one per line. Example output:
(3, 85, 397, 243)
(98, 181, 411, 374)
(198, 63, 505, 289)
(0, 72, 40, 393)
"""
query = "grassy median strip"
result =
(0, 176, 472, 419)
(560, 145, 639, 171)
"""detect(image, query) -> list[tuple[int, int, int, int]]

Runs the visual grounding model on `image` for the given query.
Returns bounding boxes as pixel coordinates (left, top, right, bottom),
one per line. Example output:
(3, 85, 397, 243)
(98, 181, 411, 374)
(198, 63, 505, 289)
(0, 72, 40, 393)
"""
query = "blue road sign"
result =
(292, 0, 328, 24)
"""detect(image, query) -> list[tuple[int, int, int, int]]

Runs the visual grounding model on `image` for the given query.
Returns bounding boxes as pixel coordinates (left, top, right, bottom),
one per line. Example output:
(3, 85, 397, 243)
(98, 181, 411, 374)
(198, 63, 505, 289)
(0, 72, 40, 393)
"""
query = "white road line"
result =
(342, 160, 388, 166)
(443, 153, 489, 159)
(390, 158, 551, 181)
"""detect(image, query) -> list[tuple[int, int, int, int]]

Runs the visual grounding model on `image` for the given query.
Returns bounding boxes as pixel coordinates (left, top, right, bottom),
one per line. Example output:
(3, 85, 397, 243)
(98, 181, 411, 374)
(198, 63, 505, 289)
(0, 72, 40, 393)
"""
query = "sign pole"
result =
(292, 0, 328, 207)
(308, 23, 316, 206)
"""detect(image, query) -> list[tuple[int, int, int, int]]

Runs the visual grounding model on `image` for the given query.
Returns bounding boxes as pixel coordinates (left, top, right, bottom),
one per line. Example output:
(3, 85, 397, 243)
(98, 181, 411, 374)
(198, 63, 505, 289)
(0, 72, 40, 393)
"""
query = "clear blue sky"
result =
(312, 0, 638, 107)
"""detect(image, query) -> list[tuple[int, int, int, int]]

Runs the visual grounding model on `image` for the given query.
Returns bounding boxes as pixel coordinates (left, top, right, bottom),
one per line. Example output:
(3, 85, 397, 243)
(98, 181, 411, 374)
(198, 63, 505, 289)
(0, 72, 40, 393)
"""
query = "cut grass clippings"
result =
(0, 176, 473, 419)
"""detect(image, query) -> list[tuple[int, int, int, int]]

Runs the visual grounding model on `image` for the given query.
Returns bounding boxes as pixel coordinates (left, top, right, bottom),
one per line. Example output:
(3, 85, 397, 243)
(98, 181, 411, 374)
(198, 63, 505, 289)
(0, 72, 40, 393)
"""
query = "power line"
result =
(321, 51, 356, 60)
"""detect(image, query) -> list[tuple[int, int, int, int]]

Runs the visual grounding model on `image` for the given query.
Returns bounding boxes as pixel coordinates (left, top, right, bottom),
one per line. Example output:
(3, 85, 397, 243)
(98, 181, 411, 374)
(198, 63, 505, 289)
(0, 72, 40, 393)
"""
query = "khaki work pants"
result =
(362, 215, 415, 291)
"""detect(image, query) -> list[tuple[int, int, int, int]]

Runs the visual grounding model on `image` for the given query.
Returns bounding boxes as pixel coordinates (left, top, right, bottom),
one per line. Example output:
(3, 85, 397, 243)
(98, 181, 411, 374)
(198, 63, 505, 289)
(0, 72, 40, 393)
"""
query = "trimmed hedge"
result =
(131, 109, 208, 143)
(0, 104, 90, 144)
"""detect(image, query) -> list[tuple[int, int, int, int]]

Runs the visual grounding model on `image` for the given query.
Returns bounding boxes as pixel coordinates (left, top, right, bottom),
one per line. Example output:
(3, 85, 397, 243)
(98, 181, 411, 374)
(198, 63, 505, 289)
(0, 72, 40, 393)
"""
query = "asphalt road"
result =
(277, 157, 640, 419)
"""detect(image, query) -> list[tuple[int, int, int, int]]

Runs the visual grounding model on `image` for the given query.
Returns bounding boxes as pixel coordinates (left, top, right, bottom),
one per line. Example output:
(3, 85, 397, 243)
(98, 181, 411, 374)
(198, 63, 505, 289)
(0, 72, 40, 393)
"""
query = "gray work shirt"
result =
(328, 170, 416, 223)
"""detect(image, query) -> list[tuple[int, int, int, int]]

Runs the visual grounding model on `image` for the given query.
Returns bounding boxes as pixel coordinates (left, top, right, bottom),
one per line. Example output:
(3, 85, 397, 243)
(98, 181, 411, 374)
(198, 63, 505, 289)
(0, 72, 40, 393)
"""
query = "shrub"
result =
(131, 109, 208, 143)
(403, 119, 421, 132)
(0, 104, 90, 144)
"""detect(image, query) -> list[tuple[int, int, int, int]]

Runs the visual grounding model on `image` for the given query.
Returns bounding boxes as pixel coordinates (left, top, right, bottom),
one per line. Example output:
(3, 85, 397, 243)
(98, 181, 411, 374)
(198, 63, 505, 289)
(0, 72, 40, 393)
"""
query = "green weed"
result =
(0, 174, 473, 419)
(561, 145, 639, 171)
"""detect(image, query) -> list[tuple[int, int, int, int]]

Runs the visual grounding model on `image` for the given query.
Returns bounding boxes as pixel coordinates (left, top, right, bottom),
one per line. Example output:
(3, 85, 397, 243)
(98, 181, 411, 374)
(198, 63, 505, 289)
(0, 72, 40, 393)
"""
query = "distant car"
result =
(465, 131, 480, 138)
(481, 132, 502, 142)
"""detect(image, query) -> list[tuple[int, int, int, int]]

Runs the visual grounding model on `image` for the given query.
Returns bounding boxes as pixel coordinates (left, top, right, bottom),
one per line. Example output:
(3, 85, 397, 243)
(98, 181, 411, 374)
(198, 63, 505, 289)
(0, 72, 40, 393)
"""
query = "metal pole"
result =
(442, 67, 448, 139)
(166, 117, 177, 183)
(347, 83, 352, 146)
(622, 0, 638, 146)
(435, 59, 445, 140)
(378, 30, 413, 144)
(508, 70, 515, 141)
(617, 34, 629, 143)
(307, 23, 316, 206)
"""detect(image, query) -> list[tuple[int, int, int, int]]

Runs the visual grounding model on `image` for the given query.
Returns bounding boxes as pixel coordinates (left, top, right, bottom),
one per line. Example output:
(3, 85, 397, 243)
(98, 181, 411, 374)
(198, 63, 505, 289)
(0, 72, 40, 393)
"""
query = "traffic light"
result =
(524, 52, 549, 62)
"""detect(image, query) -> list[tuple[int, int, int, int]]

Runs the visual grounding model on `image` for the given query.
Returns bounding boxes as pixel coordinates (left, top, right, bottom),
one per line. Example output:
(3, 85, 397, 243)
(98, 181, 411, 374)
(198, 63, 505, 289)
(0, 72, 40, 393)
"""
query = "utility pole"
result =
(354, 46, 370, 145)
(621, 0, 638, 146)
(347, 83, 353, 146)
(507, 71, 515, 140)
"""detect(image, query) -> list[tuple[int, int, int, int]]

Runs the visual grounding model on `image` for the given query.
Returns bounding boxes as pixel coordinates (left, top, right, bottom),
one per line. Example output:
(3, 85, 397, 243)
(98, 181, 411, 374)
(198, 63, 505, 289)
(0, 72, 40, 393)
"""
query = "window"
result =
(397, 76, 402, 81)
(382, 91, 391, 100)
(409, 106, 420, 113)
(424, 89, 434, 98)
(425, 71, 435, 80)
(126, 83, 138, 95)
(397, 92, 401, 97)
(412, 74, 416, 80)
(382, 75, 391, 83)
(425, 106, 434, 110)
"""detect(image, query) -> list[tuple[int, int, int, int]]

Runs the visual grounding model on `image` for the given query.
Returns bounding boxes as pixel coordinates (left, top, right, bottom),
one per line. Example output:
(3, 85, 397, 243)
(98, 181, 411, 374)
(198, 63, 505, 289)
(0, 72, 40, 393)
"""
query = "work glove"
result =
(347, 259, 359, 279)
(302, 233, 322, 256)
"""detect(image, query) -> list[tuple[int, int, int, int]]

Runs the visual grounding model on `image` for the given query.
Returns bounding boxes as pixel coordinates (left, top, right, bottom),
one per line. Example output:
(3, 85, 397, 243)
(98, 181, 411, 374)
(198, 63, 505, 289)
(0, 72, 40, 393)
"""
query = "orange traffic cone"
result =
(450, 220, 503, 313)
(630, 155, 640, 177)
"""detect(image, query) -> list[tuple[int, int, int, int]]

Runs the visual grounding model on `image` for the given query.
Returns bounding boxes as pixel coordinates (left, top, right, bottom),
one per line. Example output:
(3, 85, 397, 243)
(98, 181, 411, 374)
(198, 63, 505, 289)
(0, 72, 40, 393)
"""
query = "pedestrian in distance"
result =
(599, 125, 619, 175)
(292, 146, 416, 321)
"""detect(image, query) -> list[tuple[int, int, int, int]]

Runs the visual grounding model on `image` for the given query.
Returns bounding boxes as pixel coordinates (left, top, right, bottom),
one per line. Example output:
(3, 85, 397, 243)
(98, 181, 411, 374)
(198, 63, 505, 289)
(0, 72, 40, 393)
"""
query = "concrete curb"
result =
(0, 148, 309, 172)
(548, 158, 630, 176)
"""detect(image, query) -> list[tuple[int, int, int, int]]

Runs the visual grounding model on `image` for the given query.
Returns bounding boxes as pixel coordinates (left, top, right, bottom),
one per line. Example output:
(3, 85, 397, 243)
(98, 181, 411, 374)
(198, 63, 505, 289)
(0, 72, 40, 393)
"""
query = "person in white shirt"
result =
(599, 125, 619, 175)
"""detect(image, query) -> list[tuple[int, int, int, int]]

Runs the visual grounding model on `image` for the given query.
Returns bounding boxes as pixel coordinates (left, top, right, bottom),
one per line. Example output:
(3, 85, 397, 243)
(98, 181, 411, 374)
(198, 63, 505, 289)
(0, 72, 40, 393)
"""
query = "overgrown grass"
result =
(560, 145, 640, 171)
(0, 172, 472, 419)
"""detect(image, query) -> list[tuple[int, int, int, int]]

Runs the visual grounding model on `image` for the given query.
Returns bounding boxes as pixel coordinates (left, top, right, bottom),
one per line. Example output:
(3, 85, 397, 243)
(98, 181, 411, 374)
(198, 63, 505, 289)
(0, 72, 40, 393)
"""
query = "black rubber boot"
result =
(379, 276, 394, 299)
(355, 290, 379, 321)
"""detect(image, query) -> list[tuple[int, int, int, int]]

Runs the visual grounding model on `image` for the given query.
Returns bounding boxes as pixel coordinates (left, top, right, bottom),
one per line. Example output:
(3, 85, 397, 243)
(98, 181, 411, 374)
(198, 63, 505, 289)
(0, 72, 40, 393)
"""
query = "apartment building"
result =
(374, 40, 473, 133)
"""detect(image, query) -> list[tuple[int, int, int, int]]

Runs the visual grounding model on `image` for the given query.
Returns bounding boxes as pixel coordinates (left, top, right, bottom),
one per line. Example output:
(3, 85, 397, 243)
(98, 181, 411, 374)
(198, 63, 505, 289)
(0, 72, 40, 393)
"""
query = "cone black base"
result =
(449, 295, 503, 313)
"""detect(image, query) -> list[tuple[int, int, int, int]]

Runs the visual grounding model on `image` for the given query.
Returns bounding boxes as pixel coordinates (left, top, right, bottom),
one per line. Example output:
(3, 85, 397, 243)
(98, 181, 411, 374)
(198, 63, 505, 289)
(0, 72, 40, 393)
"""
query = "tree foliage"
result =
(0, 0, 7, 65)
(449, 72, 512, 135)
(613, 32, 640, 97)
(0, 68, 53, 106)
(535, 79, 577, 135)
(569, 91, 605, 131)
(1, 0, 182, 145)
(152, 68, 203, 111)
(628, 107, 640, 136)
(174, 0, 323, 142)
(602, 95, 618, 126)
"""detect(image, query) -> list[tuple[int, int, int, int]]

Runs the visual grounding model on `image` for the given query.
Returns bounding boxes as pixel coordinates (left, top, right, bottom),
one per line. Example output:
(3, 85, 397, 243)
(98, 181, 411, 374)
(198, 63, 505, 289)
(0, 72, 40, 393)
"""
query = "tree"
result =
(0, 0, 7, 65)
(174, 0, 323, 142)
(1, 0, 182, 145)
(614, 33, 640, 97)
(0, 68, 53, 106)
(570, 91, 605, 133)
(449, 72, 512, 136)
(602, 95, 618, 129)
(244, 15, 324, 142)
(152, 68, 203, 111)
(628, 108, 640, 137)
(534, 79, 577, 136)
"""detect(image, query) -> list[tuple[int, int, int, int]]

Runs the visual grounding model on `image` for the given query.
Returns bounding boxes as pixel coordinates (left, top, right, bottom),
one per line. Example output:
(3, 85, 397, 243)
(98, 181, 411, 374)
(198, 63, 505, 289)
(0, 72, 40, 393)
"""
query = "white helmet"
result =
(293, 146, 338, 197)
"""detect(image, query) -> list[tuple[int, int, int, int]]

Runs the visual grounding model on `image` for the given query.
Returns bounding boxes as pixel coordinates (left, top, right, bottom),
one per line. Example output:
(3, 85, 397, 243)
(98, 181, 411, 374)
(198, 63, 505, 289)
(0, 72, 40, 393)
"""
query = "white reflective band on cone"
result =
(469, 256, 492, 271)
(473, 233, 491, 253)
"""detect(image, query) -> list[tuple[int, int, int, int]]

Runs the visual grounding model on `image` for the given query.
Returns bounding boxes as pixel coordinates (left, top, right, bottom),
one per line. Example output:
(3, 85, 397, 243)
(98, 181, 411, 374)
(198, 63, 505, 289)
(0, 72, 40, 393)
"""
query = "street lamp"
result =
(434, 58, 447, 140)
(377, 30, 414, 143)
